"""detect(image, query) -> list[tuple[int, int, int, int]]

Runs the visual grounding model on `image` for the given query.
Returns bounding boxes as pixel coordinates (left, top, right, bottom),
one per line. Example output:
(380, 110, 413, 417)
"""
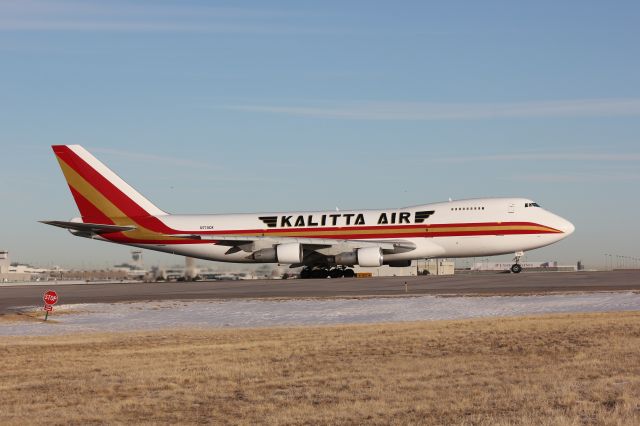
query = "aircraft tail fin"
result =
(51, 145, 168, 225)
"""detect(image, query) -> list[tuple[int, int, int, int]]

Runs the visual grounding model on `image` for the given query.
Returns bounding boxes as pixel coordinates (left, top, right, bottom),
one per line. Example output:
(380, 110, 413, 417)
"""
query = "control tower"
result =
(0, 251, 9, 274)
(131, 250, 143, 269)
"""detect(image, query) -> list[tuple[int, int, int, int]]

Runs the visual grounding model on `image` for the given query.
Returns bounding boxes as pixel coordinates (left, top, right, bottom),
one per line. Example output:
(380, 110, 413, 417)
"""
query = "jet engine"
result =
(334, 251, 357, 266)
(335, 247, 383, 267)
(252, 242, 303, 264)
(357, 247, 383, 267)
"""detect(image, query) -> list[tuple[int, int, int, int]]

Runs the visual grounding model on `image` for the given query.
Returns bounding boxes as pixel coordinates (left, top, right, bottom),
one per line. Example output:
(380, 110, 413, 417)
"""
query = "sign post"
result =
(43, 290, 58, 321)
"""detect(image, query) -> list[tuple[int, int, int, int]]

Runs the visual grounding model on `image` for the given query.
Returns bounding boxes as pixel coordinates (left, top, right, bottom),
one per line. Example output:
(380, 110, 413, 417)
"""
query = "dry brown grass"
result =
(1, 312, 639, 425)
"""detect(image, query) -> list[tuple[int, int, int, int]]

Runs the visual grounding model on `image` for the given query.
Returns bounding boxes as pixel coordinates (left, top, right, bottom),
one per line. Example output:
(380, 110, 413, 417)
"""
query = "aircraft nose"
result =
(556, 216, 575, 236)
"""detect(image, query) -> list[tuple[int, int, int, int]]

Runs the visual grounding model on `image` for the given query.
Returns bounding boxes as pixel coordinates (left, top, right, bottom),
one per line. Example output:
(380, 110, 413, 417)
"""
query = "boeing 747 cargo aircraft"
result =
(42, 145, 574, 278)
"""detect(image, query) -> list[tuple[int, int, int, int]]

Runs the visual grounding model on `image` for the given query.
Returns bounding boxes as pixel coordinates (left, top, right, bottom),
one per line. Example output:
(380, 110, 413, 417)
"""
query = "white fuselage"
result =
(94, 197, 574, 265)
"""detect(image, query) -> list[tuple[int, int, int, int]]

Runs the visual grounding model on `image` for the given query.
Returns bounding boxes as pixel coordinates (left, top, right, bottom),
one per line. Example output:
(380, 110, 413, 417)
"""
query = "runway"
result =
(1, 270, 639, 314)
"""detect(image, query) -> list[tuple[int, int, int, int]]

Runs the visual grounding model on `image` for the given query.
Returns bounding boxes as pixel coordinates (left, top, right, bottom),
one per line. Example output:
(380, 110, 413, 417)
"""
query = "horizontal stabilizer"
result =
(40, 220, 136, 234)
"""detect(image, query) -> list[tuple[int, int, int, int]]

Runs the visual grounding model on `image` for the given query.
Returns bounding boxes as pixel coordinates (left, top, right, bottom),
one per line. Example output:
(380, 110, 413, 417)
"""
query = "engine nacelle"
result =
(252, 248, 277, 262)
(334, 247, 384, 267)
(357, 247, 383, 267)
(276, 242, 303, 264)
(252, 243, 303, 264)
(335, 251, 357, 266)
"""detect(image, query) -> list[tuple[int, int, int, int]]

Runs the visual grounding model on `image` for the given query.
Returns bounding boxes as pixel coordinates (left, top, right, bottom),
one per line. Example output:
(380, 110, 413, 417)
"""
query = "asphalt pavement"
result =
(1, 270, 639, 314)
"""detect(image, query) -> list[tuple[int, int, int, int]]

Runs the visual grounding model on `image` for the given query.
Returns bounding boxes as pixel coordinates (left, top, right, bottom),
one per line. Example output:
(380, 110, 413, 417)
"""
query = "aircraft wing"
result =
(40, 220, 137, 234)
(177, 234, 416, 254)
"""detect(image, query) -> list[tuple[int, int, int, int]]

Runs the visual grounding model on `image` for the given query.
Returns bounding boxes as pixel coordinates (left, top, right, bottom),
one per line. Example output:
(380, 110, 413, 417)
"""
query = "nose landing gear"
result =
(511, 251, 524, 273)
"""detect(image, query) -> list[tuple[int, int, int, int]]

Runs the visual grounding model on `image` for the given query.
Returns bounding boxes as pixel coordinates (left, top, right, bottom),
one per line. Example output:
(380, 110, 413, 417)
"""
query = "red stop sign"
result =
(43, 290, 58, 306)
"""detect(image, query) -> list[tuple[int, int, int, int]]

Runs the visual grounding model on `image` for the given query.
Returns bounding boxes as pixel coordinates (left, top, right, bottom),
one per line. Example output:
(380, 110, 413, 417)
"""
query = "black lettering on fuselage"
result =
(343, 213, 354, 225)
(274, 212, 397, 227)
(399, 212, 411, 224)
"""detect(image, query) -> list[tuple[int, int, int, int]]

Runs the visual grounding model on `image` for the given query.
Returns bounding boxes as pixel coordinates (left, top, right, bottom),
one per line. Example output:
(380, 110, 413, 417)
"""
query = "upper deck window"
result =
(525, 202, 541, 208)
(451, 206, 485, 211)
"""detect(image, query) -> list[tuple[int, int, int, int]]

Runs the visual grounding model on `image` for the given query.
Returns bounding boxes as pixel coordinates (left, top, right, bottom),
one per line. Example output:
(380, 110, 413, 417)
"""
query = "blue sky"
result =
(1, 0, 639, 268)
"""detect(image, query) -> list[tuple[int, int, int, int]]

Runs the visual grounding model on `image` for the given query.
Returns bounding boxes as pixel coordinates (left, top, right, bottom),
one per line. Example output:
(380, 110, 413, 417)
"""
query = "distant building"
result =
(353, 263, 418, 277)
(0, 249, 150, 283)
(350, 259, 456, 277)
(417, 259, 455, 275)
(0, 251, 51, 282)
(112, 263, 148, 280)
(471, 261, 576, 272)
(110, 250, 151, 280)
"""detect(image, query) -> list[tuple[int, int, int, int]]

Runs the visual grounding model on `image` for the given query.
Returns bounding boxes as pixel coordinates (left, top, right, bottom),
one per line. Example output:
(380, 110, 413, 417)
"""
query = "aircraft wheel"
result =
(511, 264, 522, 274)
(343, 269, 356, 278)
(311, 268, 329, 279)
(329, 268, 344, 279)
(300, 268, 311, 279)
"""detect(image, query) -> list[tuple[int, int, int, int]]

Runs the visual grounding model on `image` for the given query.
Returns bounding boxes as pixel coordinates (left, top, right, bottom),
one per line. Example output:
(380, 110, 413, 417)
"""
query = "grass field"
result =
(1, 312, 639, 425)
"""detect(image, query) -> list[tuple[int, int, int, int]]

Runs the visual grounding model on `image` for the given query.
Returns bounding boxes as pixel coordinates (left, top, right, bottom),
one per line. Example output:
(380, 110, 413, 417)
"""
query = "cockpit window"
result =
(525, 202, 541, 208)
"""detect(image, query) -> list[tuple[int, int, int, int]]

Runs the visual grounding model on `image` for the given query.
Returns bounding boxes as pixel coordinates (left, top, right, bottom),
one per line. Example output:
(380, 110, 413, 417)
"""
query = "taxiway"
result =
(1, 270, 639, 313)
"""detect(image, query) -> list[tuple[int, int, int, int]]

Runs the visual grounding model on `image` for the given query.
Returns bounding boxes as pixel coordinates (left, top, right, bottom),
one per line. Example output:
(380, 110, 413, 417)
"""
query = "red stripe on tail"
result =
(53, 145, 175, 234)
(69, 186, 116, 225)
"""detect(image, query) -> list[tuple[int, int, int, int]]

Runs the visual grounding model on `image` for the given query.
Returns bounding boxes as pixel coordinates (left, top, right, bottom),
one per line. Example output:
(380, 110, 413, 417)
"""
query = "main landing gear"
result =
(511, 251, 524, 274)
(300, 266, 356, 279)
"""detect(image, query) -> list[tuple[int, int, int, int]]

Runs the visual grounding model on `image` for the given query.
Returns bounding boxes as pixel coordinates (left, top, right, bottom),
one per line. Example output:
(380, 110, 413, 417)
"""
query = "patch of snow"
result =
(2, 292, 640, 336)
